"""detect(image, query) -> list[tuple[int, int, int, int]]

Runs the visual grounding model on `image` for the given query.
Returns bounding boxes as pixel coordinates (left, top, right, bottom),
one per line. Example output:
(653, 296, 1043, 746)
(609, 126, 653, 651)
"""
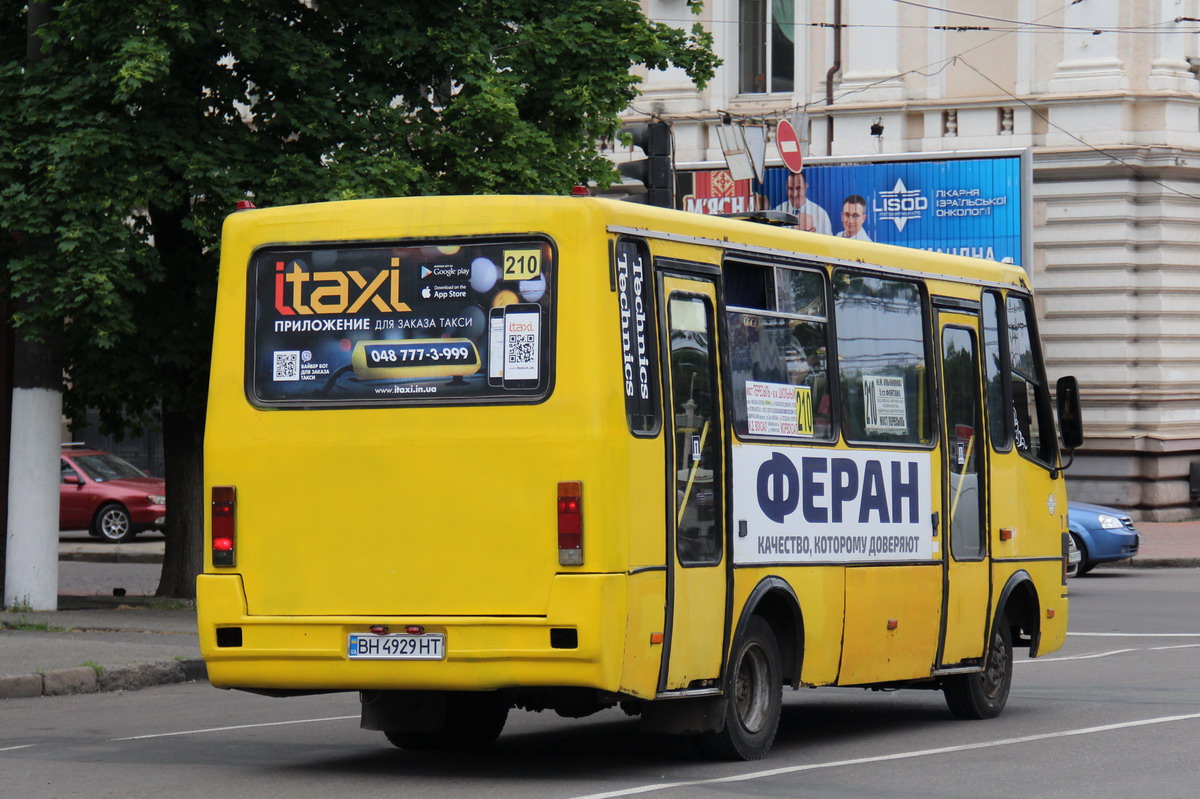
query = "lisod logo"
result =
(873, 178, 928, 233)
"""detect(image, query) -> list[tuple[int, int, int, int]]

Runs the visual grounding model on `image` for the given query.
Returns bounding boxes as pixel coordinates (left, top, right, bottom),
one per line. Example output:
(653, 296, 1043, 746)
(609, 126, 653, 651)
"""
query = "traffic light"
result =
(618, 121, 674, 208)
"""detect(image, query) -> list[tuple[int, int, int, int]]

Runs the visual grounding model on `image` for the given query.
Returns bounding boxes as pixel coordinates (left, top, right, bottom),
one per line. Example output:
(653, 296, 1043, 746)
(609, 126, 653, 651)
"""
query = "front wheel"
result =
(698, 616, 782, 761)
(93, 503, 136, 543)
(944, 614, 1013, 720)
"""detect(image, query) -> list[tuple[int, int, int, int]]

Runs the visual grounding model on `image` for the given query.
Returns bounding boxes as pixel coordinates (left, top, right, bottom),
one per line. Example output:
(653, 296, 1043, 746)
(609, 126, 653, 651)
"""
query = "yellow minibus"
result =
(199, 194, 1082, 760)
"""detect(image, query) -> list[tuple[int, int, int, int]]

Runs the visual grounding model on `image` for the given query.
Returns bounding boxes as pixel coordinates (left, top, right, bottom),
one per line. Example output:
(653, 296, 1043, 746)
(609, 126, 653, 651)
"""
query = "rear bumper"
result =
(196, 573, 627, 694)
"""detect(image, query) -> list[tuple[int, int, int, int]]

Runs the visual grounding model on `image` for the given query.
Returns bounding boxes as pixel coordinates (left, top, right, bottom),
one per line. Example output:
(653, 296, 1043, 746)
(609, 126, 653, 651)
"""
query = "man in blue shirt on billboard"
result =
(774, 171, 832, 234)
(839, 195, 871, 241)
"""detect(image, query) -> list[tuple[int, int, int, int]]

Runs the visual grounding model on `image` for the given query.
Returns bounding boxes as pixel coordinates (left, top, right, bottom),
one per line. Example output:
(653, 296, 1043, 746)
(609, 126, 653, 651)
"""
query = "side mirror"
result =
(63, 473, 82, 485)
(1056, 376, 1083, 451)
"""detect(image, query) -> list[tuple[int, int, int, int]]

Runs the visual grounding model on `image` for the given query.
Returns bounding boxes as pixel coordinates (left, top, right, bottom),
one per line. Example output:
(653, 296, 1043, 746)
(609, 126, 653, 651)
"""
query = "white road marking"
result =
(568, 713, 1200, 799)
(113, 715, 358, 741)
(0, 744, 37, 752)
(1021, 643, 1200, 664)
(1068, 632, 1200, 637)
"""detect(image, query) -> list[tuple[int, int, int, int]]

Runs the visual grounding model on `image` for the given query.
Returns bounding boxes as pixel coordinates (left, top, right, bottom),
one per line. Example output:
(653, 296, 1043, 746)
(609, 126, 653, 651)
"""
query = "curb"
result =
(0, 659, 207, 700)
(1096, 557, 1200, 570)
(59, 551, 164, 565)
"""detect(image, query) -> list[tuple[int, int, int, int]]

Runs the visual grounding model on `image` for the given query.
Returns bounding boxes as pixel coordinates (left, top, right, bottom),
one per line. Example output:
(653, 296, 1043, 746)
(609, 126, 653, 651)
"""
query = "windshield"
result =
(72, 454, 147, 482)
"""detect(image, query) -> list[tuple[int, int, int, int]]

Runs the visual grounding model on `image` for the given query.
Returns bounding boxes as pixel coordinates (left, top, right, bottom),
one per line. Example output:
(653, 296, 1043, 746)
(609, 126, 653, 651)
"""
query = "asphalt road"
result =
(2, 569, 1197, 799)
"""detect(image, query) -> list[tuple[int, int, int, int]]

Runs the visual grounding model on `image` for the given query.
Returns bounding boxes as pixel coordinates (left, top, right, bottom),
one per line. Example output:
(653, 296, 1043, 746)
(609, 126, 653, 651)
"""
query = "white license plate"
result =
(348, 632, 445, 660)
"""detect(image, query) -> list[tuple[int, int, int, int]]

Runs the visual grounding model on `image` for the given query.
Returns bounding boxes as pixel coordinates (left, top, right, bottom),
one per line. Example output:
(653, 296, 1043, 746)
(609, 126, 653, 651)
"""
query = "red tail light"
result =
(558, 481, 583, 566)
(212, 486, 236, 567)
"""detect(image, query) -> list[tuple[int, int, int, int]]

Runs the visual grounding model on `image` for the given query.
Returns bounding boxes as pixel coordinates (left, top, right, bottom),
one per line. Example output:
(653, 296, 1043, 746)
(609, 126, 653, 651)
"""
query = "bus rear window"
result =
(247, 238, 554, 406)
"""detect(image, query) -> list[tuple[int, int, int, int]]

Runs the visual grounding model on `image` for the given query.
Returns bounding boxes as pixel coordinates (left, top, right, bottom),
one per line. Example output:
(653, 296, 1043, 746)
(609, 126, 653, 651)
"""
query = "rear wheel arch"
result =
(735, 577, 804, 688)
(995, 570, 1041, 656)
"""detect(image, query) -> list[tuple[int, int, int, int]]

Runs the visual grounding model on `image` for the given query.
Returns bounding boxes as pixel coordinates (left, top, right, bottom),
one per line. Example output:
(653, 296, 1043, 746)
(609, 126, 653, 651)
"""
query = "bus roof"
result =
(223, 194, 1030, 291)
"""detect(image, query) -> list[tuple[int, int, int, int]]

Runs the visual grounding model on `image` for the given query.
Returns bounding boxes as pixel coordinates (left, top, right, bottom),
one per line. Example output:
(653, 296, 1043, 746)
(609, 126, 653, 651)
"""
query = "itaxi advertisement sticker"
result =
(732, 444, 933, 564)
(249, 240, 552, 405)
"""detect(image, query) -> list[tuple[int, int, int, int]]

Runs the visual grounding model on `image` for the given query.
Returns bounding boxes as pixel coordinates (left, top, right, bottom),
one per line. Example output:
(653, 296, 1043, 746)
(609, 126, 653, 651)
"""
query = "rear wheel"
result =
(384, 693, 509, 751)
(698, 616, 782, 761)
(944, 614, 1013, 720)
(93, 503, 136, 543)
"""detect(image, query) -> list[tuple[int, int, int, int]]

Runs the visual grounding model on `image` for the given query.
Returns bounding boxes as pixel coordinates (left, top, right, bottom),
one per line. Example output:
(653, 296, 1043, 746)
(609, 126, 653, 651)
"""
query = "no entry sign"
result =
(776, 119, 803, 173)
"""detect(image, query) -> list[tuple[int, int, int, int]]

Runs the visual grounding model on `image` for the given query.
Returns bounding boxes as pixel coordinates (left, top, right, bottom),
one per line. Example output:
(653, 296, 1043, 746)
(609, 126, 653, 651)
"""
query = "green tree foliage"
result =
(0, 0, 717, 595)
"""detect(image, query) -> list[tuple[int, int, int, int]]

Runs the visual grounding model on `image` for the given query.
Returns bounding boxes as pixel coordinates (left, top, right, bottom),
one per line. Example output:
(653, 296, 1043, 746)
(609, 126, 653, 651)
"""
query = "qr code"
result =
(273, 351, 301, 381)
(507, 334, 535, 364)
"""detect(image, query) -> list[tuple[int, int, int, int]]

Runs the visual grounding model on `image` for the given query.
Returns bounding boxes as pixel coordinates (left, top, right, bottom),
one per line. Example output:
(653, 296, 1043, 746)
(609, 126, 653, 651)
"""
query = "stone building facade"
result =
(618, 0, 1200, 519)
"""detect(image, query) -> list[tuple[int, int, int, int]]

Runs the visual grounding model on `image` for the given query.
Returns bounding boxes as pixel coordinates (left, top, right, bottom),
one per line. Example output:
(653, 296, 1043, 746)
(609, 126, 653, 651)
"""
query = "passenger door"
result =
(660, 273, 728, 692)
(936, 310, 990, 665)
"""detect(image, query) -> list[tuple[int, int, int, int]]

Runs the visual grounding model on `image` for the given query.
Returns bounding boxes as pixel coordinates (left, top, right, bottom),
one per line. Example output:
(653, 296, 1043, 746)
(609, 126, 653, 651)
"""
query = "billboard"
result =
(675, 150, 1030, 268)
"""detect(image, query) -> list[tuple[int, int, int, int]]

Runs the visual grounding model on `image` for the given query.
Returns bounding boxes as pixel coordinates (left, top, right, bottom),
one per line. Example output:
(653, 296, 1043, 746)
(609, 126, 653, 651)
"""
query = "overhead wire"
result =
(627, 1, 1200, 201)
(888, 0, 1180, 34)
(954, 56, 1200, 202)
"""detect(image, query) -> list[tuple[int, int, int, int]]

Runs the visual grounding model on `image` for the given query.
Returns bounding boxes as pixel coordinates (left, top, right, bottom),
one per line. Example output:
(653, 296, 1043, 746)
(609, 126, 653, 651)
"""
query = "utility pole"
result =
(5, 1, 61, 611)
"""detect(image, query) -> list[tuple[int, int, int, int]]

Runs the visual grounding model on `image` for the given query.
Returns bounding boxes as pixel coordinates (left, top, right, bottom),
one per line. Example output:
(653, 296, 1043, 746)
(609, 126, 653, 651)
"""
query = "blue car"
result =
(1067, 501, 1142, 576)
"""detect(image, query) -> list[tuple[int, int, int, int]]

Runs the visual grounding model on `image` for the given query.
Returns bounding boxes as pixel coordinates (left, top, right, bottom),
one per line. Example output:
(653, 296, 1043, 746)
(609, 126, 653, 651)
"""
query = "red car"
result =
(60, 445, 166, 543)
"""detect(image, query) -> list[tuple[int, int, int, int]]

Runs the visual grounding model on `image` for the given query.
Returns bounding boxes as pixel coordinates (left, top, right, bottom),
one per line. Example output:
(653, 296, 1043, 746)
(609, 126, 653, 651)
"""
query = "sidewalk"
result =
(1, 536, 202, 700)
(3, 521, 1198, 701)
(1113, 520, 1200, 568)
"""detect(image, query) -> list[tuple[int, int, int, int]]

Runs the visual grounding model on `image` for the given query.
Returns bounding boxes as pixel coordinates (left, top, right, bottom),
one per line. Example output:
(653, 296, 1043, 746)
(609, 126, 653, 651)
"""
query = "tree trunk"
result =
(156, 404, 204, 598)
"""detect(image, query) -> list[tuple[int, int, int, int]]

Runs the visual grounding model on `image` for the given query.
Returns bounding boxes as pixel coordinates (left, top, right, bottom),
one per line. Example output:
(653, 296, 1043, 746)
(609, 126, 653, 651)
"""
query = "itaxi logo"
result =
(274, 260, 413, 316)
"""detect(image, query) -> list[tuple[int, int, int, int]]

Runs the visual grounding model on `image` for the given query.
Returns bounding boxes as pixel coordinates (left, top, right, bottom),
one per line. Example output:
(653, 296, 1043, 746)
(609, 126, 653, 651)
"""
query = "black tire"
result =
(93, 503, 136, 543)
(1070, 534, 1093, 577)
(944, 614, 1013, 720)
(384, 693, 508, 751)
(698, 616, 783, 761)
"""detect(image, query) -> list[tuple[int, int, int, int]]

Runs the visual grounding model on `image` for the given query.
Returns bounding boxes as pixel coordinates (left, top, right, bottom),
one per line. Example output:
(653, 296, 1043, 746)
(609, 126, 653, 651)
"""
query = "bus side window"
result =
(723, 261, 833, 440)
(834, 271, 932, 446)
(1005, 295, 1056, 465)
(981, 291, 1011, 451)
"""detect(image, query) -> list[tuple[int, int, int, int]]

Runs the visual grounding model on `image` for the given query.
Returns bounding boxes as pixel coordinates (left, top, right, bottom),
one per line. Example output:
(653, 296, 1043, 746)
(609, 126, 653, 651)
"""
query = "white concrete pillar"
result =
(1015, 0, 1035, 95)
(1149, 0, 1196, 90)
(1048, 0, 1127, 92)
(926, 0, 946, 102)
(839, 0, 903, 101)
(5, 387, 61, 610)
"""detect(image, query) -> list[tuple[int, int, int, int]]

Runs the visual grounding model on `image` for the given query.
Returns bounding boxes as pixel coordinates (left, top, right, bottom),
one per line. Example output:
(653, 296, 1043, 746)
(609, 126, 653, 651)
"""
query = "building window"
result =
(740, 0, 795, 94)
